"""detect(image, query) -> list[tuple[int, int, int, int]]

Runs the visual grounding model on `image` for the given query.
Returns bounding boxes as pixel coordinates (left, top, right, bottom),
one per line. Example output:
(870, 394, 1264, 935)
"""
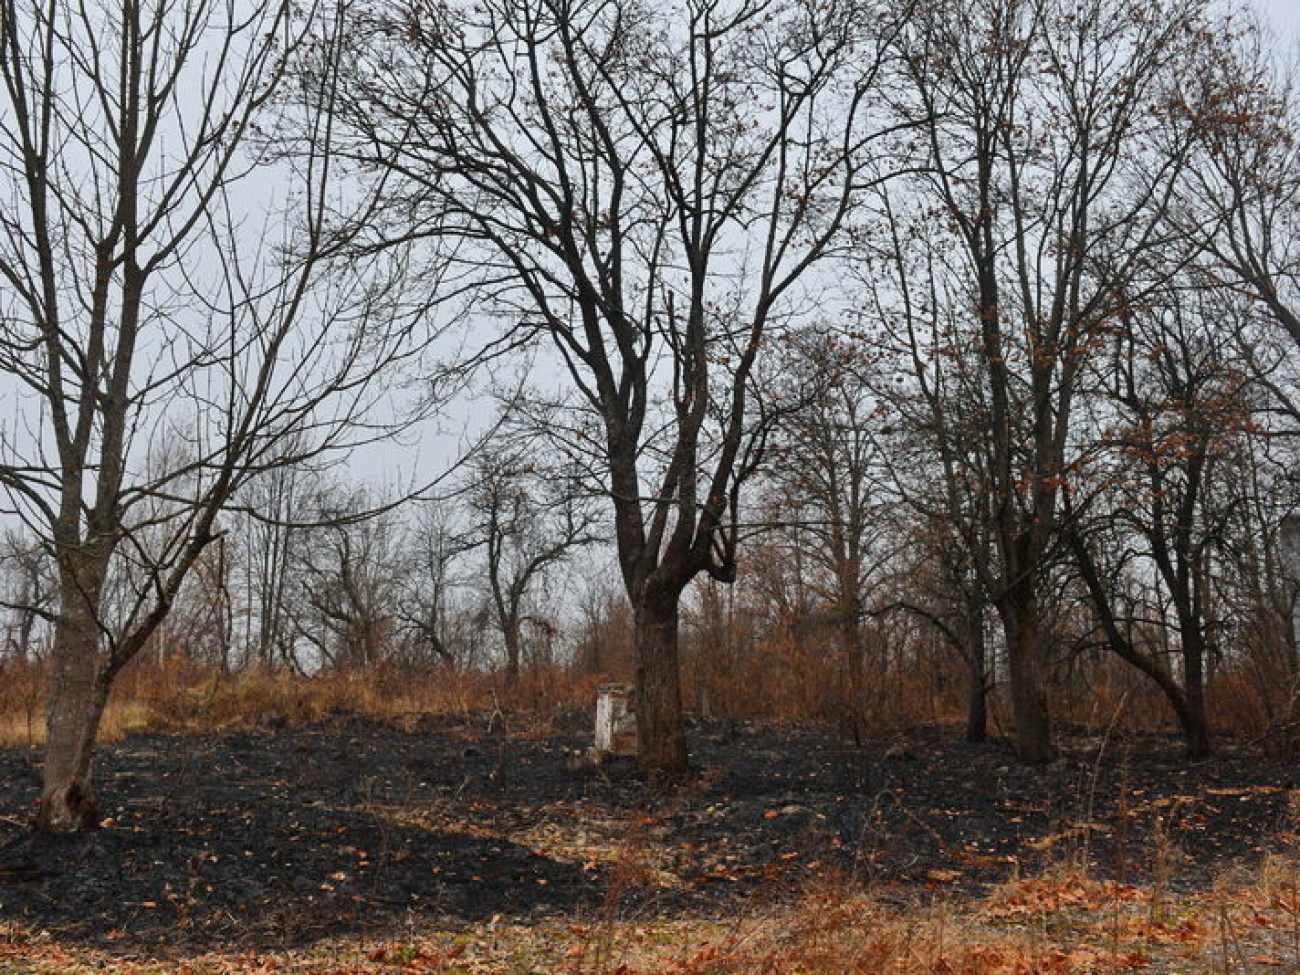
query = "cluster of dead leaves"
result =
(934, 944, 1148, 974)
(984, 870, 1149, 920)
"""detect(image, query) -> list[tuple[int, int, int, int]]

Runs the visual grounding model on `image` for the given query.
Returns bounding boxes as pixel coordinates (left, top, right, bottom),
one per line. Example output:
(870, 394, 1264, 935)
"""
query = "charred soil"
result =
(0, 716, 1293, 957)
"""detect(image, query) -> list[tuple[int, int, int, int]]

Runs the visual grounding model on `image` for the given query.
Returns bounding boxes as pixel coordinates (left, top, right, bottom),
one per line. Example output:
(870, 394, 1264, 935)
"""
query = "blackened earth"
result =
(0, 715, 1295, 956)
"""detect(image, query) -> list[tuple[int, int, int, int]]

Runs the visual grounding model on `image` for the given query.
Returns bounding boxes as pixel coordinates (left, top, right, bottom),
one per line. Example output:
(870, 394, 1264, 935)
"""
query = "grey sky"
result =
(1264, 0, 1300, 39)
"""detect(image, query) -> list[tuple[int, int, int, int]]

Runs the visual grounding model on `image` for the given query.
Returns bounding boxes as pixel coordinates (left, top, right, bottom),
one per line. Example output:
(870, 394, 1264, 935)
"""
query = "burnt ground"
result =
(0, 714, 1295, 958)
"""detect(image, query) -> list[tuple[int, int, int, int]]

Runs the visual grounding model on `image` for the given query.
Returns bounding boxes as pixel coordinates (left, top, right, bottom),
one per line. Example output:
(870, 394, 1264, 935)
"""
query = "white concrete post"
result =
(594, 683, 637, 756)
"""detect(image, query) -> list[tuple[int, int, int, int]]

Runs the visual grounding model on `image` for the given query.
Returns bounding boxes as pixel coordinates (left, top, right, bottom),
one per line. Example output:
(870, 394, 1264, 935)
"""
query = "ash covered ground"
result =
(0, 714, 1293, 957)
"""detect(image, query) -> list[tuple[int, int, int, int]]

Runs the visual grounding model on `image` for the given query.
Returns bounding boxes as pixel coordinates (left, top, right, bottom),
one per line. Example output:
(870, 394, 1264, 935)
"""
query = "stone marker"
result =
(594, 683, 638, 757)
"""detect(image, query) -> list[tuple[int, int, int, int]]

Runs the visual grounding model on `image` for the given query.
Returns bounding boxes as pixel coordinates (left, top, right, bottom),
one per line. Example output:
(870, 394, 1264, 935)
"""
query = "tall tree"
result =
(235, 458, 317, 671)
(890, 0, 1210, 760)
(392, 500, 476, 670)
(855, 205, 1002, 744)
(1066, 287, 1261, 757)
(761, 330, 892, 732)
(0, 529, 54, 663)
(330, 0, 901, 774)
(0, 0, 426, 830)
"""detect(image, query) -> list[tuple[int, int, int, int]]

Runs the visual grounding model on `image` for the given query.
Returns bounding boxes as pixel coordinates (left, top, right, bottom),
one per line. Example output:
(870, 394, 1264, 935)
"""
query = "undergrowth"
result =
(0, 656, 602, 748)
(0, 651, 1288, 756)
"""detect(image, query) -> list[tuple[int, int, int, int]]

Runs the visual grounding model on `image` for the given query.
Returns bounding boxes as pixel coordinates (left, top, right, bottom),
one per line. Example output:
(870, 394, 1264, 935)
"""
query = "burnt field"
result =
(0, 715, 1294, 959)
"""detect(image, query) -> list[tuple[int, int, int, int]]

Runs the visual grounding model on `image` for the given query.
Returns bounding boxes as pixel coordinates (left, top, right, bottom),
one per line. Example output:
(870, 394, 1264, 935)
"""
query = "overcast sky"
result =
(1263, 0, 1300, 39)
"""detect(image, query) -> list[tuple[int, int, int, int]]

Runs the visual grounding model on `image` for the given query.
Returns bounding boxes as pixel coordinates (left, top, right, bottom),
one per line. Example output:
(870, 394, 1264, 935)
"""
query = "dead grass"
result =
(0, 658, 601, 749)
(2, 857, 1300, 973)
(0, 634, 1293, 754)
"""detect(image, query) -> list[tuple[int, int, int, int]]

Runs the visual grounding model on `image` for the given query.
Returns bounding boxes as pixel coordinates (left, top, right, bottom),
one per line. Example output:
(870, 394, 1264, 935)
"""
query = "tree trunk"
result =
(1179, 624, 1212, 759)
(1170, 687, 1211, 759)
(1000, 588, 1054, 763)
(841, 602, 867, 743)
(1069, 526, 1212, 759)
(37, 595, 110, 832)
(634, 584, 689, 778)
(503, 617, 522, 689)
(963, 595, 988, 744)
(966, 674, 988, 744)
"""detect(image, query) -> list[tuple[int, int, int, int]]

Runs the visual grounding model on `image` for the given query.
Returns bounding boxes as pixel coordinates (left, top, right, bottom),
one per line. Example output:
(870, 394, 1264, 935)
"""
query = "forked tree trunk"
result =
(1001, 589, 1054, 763)
(634, 584, 689, 778)
(37, 595, 111, 832)
(1070, 528, 1213, 759)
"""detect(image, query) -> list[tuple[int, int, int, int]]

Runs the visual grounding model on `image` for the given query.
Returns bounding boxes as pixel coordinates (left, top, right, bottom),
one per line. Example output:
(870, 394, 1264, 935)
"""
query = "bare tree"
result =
(1066, 287, 1263, 757)
(329, 0, 901, 774)
(466, 444, 599, 687)
(851, 215, 1002, 743)
(570, 566, 635, 678)
(292, 489, 402, 671)
(234, 459, 320, 671)
(0, 529, 54, 662)
(888, 0, 1211, 760)
(392, 500, 476, 670)
(1173, 17, 1300, 355)
(760, 330, 895, 734)
(0, 0, 428, 830)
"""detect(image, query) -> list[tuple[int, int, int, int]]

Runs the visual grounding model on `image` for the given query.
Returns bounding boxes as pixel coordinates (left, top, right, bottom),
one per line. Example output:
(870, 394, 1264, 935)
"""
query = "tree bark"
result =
(966, 673, 988, 744)
(840, 595, 867, 741)
(963, 592, 988, 743)
(634, 583, 689, 778)
(36, 582, 111, 832)
(1178, 623, 1211, 759)
(503, 617, 523, 689)
(1000, 586, 1054, 763)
